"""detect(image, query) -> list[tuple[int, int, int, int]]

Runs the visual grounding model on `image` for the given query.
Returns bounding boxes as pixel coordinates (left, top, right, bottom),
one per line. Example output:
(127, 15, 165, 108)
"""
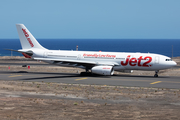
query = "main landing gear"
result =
(80, 67, 92, 76)
(154, 70, 159, 77)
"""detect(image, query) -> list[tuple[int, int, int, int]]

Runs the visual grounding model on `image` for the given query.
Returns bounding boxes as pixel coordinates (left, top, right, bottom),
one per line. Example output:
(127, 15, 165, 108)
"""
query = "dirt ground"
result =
(0, 56, 180, 120)
(0, 81, 180, 120)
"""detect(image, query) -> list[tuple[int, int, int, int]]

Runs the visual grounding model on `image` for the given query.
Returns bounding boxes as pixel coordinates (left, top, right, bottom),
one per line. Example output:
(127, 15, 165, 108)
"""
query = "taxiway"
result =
(0, 70, 180, 89)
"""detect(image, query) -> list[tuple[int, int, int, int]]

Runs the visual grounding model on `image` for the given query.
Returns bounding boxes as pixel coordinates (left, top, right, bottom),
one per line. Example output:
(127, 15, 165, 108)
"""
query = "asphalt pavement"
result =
(0, 70, 180, 89)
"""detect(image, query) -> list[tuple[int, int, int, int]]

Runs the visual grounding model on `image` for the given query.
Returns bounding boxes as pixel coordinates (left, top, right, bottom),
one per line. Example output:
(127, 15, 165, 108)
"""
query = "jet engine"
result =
(91, 66, 114, 76)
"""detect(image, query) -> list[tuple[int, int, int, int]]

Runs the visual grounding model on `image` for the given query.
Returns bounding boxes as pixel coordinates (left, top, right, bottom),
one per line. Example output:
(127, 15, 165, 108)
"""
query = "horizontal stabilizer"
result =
(5, 49, 20, 52)
(5, 49, 33, 54)
(5, 49, 33, 58)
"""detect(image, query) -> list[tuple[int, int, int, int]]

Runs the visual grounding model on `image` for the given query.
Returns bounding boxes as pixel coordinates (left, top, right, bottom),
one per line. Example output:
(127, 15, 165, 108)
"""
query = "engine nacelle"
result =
(91, 66, 114, 76)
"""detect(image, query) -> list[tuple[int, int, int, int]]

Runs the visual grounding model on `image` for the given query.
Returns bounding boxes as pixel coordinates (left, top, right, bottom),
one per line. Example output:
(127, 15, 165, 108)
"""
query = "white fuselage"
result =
(30, 49, 176, 71)
(15, 24, 177, 76)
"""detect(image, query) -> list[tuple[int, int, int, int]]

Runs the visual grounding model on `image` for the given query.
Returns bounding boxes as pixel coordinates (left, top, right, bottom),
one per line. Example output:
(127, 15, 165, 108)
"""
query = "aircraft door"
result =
(77, 54, 81, 60)
(43, 52, 48, 58)
(155, 56, 159, 64)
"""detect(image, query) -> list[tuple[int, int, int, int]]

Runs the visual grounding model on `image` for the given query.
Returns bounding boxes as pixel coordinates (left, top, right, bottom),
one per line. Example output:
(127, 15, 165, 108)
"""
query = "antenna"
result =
(11, 51, 13, 57)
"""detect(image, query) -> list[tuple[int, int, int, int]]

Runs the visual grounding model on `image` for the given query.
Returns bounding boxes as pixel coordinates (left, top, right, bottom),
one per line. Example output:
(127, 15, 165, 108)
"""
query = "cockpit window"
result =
(166, 59, 172, 61)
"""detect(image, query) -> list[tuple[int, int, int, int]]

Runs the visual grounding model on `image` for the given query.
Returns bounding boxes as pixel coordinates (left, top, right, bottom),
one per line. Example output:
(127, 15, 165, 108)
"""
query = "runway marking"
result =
(150, 81, 162, 84)
(9, 75, 22, 78)
(91, 77, 179, 84)
(92, 77, 154, 82)
(75, 78, 88, 81)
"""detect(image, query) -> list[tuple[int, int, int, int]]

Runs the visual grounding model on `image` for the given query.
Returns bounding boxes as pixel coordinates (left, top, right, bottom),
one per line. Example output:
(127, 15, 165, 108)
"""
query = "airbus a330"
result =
(10, 24, 177, 77)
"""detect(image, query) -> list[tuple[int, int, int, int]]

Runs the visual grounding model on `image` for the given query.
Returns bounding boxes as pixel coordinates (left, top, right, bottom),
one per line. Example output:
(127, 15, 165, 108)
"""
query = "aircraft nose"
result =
(173, 61, 177, 66)
(162, 60, 177, 69)
(170, 61, 177, 67)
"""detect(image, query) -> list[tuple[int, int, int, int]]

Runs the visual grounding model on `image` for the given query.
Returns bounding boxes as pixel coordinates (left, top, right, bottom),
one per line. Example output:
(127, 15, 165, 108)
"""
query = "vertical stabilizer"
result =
(16, 24, 46, 50)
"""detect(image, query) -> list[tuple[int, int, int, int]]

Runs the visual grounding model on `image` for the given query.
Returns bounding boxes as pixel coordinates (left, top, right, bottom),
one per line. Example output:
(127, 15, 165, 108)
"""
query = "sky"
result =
(0, 0, 180, 39)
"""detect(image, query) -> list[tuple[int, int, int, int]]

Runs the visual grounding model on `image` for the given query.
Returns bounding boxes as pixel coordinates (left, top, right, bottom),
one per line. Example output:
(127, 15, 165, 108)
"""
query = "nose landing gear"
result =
(154, 70, 159, 77)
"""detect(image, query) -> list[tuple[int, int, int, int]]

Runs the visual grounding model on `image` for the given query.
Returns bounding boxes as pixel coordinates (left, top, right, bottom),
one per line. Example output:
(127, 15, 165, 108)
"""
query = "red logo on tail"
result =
(22, 28, 34, 47)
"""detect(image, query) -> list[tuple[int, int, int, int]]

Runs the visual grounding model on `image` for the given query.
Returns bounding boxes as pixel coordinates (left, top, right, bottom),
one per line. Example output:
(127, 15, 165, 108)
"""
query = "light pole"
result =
(172, 45, 173, 60)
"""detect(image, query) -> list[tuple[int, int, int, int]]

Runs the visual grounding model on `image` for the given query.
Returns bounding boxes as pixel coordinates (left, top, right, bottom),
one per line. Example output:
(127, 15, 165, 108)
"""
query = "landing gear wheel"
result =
(80, 72, 92, 76)
(154, 74, 158, 77)
(154, 70, 159, 77)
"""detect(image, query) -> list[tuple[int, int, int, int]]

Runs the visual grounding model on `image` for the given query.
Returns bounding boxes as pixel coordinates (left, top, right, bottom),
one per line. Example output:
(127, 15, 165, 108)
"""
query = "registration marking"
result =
(9, 75, 22, 78)
(75, 78, 88, 81)
(150, 81, 162, 84)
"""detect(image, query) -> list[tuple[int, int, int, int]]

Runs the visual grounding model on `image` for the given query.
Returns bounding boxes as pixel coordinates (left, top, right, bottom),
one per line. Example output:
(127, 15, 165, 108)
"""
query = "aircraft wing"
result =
(34, 58, 119, 66)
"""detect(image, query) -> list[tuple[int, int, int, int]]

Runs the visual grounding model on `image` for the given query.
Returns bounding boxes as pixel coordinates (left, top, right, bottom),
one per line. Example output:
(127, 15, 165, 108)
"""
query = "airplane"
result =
(11, 24, 177, 77)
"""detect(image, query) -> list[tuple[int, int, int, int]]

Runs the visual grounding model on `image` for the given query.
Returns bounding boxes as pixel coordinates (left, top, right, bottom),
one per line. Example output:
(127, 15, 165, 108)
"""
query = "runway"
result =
(1, 62, 180, 68)
(0, 70, 180, 89)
